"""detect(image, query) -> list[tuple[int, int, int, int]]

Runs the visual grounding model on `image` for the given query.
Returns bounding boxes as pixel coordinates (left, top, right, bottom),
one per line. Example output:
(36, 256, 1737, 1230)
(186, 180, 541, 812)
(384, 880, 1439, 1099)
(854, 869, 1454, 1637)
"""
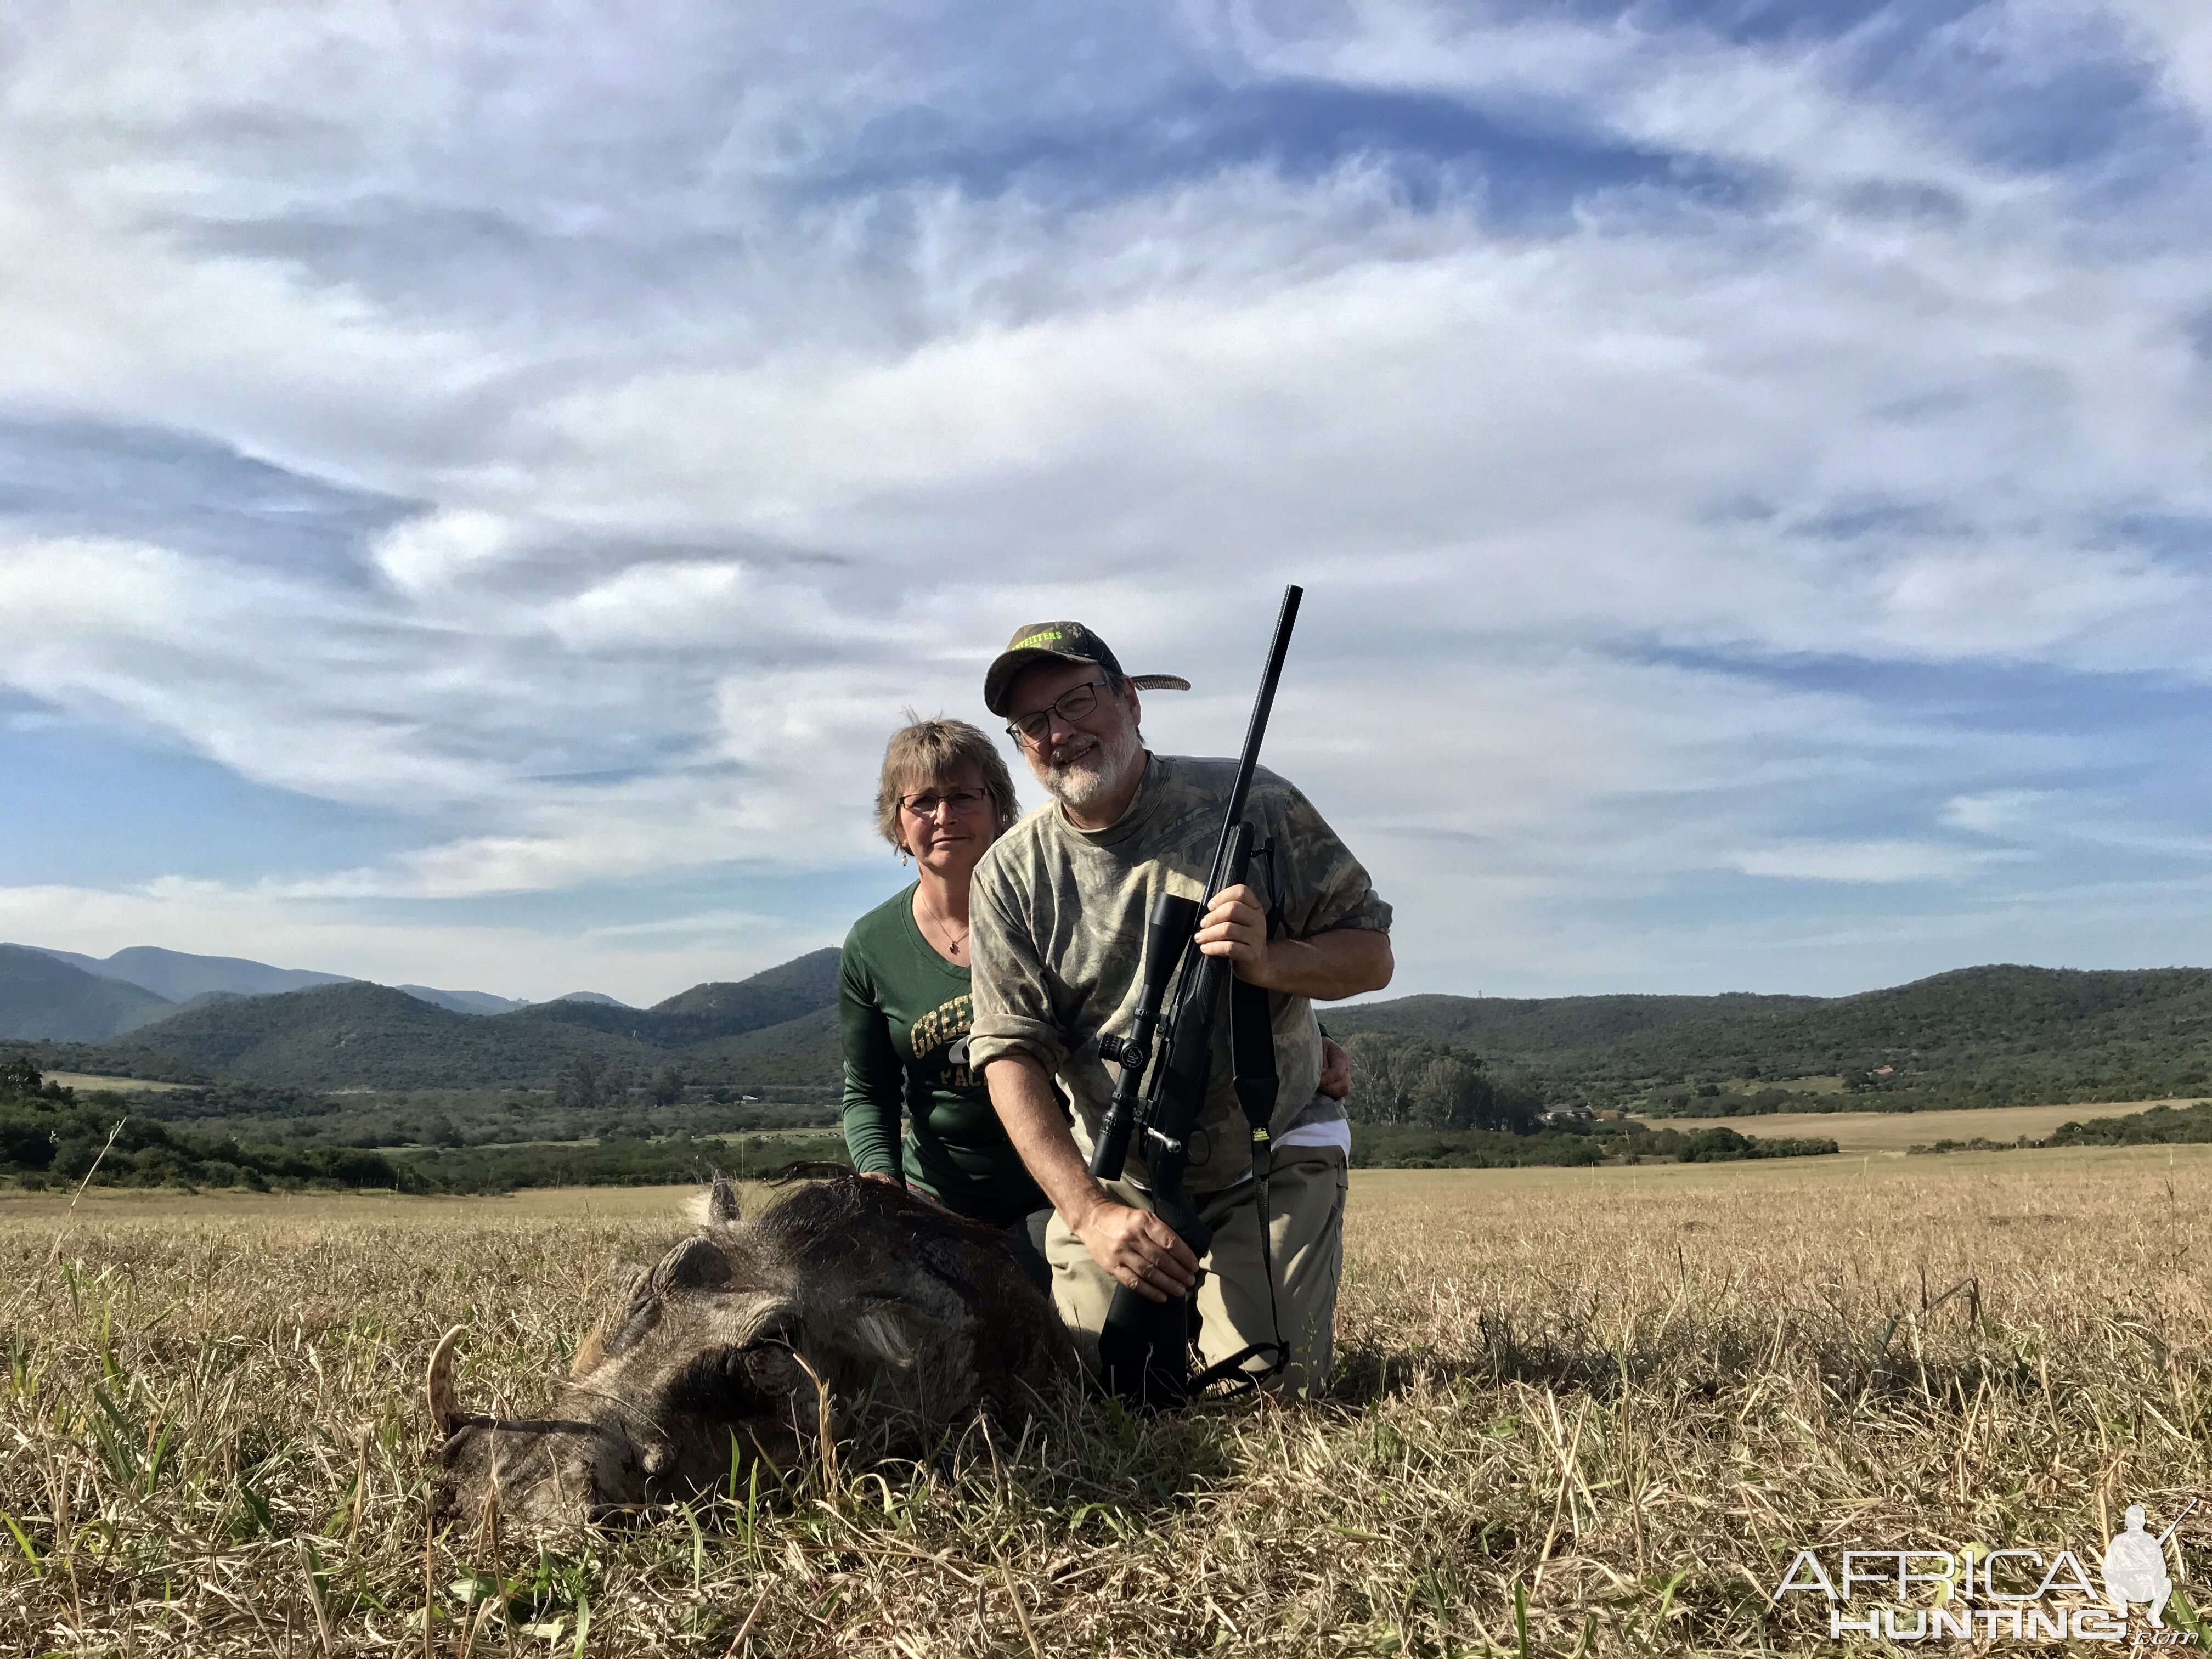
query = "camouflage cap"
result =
(983, 620, 1193, 717)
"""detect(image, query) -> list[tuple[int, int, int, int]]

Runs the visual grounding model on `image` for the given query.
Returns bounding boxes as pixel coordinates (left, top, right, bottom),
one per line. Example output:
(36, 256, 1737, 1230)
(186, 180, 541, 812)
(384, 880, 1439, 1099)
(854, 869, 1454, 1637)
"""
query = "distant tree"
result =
(1342, 1034, 1414, 1124)
(0, 1056, 73, 1110)
(1482, 1071, 1545, 1135)
(552, 1052, 608, 1113)
(1408, 1054, 1487, 1131)
(1343, 1034, 1542, 1133)
(651, 1066, 684, 1107)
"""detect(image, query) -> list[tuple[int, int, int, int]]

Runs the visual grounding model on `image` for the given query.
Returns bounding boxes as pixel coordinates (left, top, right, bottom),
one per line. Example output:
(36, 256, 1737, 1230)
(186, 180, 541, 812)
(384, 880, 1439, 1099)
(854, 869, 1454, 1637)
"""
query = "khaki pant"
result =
(1045, 1144, 1348, 1398)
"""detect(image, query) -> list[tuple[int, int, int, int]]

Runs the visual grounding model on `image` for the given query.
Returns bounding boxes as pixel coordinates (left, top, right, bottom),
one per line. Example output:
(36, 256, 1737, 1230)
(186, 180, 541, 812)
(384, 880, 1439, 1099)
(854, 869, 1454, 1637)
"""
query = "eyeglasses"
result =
(1005, 679, 1110, 746)
(900, 788, 991, 820)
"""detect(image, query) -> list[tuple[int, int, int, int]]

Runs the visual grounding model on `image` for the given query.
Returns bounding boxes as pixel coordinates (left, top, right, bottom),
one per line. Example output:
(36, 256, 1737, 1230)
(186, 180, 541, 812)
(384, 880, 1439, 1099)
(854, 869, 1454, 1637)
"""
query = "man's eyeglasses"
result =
(900, 788, 991, 820)
(1006, 679, 1110, 746)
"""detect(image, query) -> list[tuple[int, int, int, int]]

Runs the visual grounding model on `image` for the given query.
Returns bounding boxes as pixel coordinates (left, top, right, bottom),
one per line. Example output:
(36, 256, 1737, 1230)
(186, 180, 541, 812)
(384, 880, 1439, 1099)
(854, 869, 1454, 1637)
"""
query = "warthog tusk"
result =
(426, 1324, 466, 1440)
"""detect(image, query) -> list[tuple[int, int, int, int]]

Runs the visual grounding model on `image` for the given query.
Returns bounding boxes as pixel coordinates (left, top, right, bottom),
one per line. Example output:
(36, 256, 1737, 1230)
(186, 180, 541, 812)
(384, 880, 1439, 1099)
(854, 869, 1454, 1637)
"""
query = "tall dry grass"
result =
(3, 1150, 2208, 1656)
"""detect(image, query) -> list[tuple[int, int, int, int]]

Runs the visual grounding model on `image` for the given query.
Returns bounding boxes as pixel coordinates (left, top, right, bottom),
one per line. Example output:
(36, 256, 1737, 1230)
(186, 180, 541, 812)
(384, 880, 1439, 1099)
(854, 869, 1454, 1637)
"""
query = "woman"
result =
(838, 717, 1050, 1274)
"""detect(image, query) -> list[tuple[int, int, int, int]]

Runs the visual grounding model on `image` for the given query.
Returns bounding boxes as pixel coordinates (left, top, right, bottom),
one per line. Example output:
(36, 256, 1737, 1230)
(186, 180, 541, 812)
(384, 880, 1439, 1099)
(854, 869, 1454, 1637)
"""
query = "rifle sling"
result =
(1229, 926, 1288, 1385)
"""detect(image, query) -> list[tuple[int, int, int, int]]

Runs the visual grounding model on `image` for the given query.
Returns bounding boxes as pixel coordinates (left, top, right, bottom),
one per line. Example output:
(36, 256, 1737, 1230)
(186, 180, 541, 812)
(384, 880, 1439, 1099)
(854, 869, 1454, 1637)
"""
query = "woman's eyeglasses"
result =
(1005, 679, 1109, 746)
(900, 788, 991, 820)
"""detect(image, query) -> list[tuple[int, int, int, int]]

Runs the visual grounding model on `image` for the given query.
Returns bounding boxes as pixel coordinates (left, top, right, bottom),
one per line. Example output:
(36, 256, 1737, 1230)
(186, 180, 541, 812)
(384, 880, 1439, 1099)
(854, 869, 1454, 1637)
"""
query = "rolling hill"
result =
(396, 985, 531, 1016)
(489, 949, 839, 1048)
(1331, 965, 2212, 1110)
(686, 1006, 843, 1087)
(0, 945, 180, 1040)
(33, 944, 348, 1000)
(21, 946, 2212, 1115)
(20, 942, 588, 1020)
(118, 980, 665, 1090)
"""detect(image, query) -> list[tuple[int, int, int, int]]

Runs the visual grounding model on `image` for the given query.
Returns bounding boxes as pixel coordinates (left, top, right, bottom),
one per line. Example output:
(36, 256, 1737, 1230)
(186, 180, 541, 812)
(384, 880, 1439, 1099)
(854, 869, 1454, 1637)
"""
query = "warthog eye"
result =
(665, 1341, 791, 1420)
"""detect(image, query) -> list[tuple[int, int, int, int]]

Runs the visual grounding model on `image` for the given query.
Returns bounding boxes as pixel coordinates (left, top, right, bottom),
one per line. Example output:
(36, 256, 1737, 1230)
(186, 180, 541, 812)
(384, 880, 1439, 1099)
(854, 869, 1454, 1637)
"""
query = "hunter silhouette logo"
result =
(2104, 1500, 2198, 1628)
(1771, 1496, 2202, 1644)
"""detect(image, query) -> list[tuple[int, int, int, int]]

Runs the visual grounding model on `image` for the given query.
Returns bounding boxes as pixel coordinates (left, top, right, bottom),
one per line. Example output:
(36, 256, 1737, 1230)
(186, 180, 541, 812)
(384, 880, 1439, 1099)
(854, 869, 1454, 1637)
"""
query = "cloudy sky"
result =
(3, 0, 2210, 1006)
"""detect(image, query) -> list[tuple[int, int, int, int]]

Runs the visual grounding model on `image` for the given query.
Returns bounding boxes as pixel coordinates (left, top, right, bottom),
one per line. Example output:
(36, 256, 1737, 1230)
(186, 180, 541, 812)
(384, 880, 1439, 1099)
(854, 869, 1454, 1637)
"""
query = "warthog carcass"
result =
(430, 1174, 1074, 1526)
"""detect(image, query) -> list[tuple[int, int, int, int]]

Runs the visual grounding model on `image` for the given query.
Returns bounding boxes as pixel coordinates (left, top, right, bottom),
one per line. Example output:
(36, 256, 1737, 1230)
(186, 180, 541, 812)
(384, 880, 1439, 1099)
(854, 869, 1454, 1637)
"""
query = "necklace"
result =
(916, 888, 971, 960)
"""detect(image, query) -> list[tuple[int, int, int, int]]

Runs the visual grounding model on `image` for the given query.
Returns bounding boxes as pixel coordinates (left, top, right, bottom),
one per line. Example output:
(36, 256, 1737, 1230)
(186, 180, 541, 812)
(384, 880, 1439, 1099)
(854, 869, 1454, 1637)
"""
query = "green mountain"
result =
(686, 1007, 843, 1087)
(503, 949, 840, 1048)
(109, 950, 849, 1091)
(49, 950, 2212, 1114)
(0, 944, 179, 1041)
(648, 949, 841, 1034)
(119, 980, 659, 1089)
(32, 944, 349, 1000)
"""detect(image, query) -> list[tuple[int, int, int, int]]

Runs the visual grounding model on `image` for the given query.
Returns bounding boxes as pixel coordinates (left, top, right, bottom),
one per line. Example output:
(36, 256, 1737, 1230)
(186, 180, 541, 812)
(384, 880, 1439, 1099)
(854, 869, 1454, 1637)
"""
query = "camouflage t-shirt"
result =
(967, 753, 1392, 1193)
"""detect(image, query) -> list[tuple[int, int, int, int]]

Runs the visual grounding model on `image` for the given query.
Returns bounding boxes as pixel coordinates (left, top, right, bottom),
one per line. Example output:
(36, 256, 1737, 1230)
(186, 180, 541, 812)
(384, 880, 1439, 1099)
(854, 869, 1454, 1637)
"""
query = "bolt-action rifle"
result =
(1087, 583, 1302, 1409)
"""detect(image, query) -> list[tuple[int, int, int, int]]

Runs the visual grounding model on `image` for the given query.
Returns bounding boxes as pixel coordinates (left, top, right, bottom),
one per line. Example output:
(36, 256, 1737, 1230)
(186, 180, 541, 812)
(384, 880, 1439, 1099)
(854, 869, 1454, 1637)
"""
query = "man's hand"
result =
(1071, 1197, 1199, 1302)
(1195, 900, 1393, 1002)
(987, 1052, 1203, 1304)
(1194, 882, 1272, 981)
(1319, 1035, 1350, 1099)
(857, 1171, 900, 1187)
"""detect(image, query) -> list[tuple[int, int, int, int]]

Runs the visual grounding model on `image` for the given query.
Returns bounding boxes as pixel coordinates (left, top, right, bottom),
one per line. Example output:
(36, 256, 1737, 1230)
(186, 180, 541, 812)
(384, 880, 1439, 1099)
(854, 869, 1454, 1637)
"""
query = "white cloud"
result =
(1939, 788, 2056, 836)
(1728, 839, 2004, 884)
(1, 2, 2210, 995)
(372, 510, 522, 596)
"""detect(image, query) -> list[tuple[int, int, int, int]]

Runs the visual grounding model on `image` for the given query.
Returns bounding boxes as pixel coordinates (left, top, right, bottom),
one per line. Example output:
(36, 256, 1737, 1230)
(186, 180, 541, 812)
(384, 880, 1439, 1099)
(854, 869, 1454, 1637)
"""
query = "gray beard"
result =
(1041, 725, 1143, 813)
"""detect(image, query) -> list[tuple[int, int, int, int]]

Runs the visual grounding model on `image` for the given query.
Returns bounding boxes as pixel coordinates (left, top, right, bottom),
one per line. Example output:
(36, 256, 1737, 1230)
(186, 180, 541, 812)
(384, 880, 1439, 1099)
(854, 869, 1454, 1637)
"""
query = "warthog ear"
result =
(426, 1324, 466, 1440)
(707, 1176, 740, 1224)
(848, 1299, 947, 1369)
(686, 1177, 742, 1229)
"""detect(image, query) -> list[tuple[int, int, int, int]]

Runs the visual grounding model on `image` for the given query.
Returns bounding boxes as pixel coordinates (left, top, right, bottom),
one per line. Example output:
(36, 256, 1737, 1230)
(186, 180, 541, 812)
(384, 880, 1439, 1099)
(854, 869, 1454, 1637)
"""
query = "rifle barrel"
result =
(1201, 584, 1302, 898)
(2155, 1496, 2199, 1547)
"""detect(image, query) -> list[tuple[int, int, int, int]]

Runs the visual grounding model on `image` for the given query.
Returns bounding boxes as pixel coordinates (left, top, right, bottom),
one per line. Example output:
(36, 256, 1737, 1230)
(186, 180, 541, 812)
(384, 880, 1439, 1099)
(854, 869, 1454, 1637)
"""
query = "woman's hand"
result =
(1318, 1035, 1351, 1099)
(858, 1171, 901, 1187)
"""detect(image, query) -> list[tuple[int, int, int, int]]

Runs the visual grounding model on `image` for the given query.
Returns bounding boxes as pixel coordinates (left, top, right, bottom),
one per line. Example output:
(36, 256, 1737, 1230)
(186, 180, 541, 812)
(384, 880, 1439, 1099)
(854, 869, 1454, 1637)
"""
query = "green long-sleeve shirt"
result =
(837, 884, 1046, 1226)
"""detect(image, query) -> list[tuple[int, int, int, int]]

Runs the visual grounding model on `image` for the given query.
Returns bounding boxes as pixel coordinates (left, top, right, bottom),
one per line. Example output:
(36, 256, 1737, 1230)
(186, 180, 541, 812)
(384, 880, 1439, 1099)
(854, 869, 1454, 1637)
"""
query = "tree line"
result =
(0, 1056, 844, 1195)
(1338, 1033, 1548, 1132)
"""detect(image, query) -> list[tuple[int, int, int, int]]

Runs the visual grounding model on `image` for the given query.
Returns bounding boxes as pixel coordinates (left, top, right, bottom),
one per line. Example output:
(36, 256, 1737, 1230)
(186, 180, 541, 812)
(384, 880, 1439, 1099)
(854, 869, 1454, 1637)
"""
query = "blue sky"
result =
(3, 0, 2211, 1004)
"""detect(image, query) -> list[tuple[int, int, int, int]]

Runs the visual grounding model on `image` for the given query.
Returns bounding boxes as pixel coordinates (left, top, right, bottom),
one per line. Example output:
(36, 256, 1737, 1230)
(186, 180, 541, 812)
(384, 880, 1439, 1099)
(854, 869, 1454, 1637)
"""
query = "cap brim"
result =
(985, 659, 1194, 716)
(984, 647, 1098, 716)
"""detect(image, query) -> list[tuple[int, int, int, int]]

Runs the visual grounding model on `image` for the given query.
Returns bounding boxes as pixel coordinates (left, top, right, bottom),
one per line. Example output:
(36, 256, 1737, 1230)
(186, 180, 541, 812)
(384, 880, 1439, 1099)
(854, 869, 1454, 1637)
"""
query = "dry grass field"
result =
(38, 1075, 189, 1096)
(4, 1151, 2209, 1656)
(1651, 1099, 2190, 1153)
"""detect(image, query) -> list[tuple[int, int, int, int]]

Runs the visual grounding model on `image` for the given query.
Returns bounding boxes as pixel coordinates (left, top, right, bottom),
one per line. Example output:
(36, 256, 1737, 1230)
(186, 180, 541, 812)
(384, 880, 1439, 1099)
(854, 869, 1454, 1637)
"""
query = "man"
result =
(964, 618, 1393, 1395)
